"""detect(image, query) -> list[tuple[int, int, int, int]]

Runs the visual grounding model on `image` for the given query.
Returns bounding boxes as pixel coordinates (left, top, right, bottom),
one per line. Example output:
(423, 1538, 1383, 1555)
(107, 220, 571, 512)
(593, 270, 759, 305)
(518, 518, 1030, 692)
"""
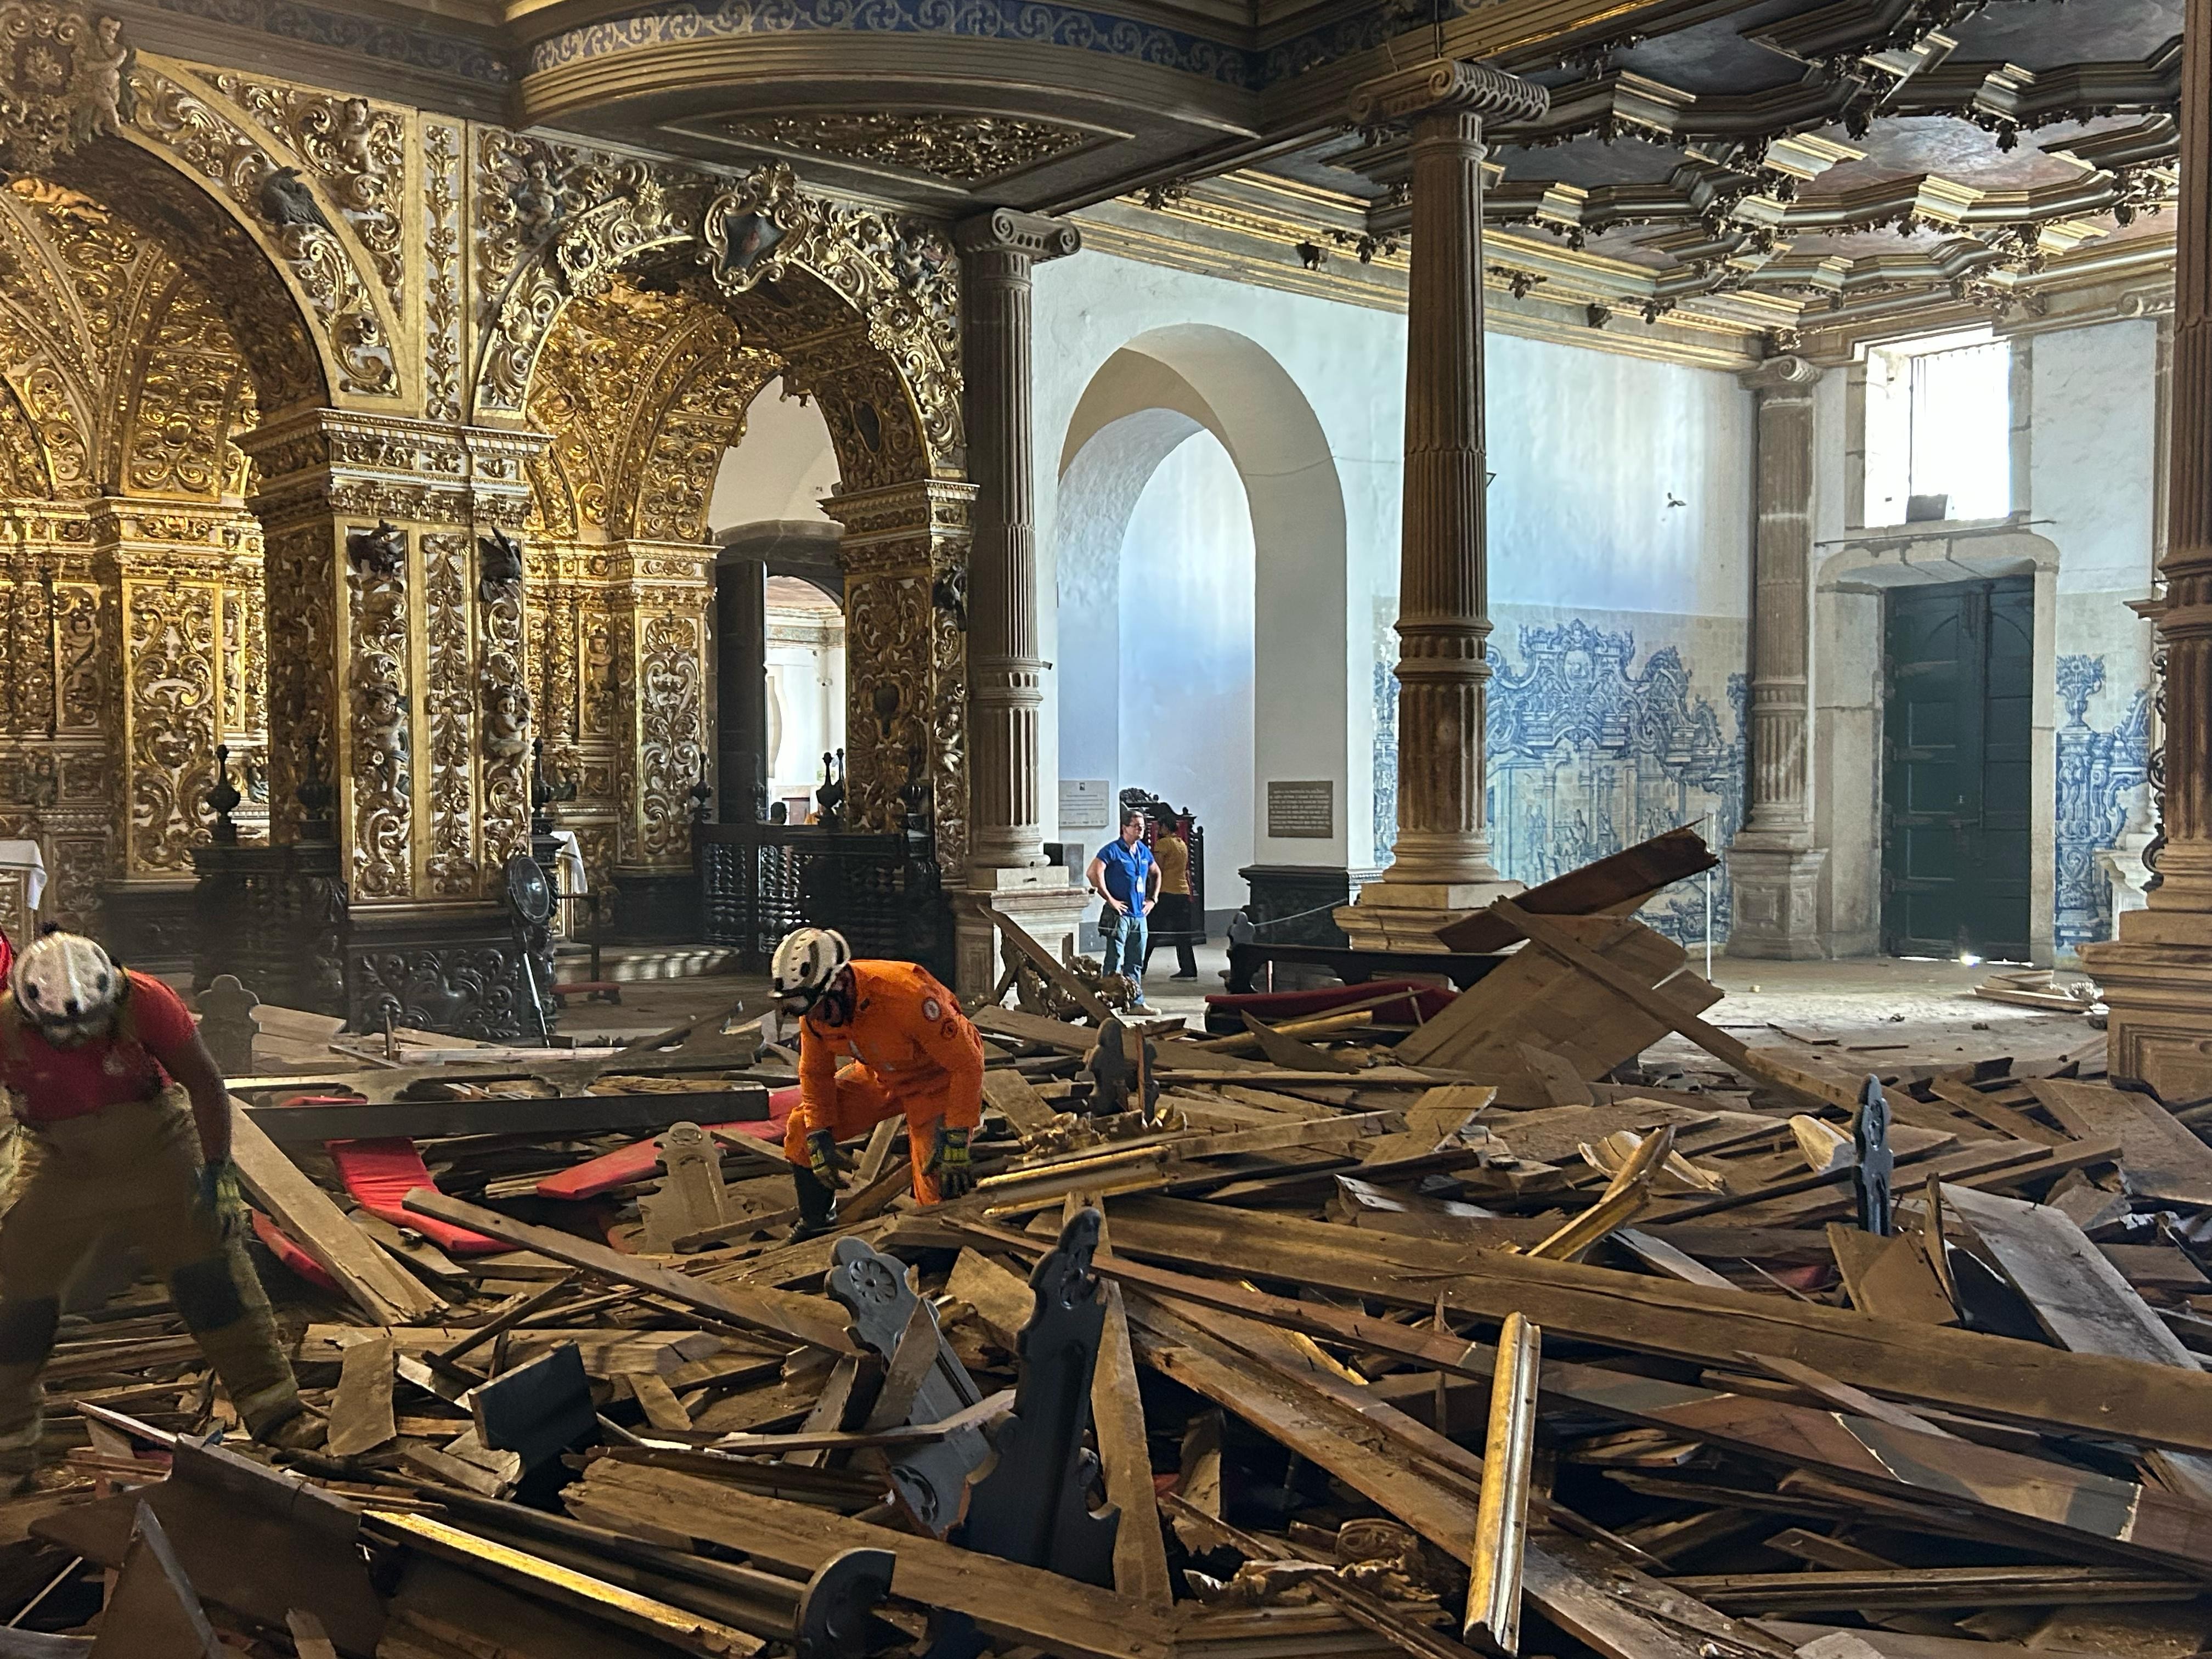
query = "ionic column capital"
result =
(954, 209, 1081, 267)
(1739, 354, 1824, 395)
(1349, 58, 1549, 129)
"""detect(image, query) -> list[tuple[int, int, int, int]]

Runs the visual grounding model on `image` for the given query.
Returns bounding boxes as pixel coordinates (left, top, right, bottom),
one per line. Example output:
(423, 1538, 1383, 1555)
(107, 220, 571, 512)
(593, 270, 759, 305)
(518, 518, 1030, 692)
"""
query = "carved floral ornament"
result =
(0, 0, 131, 172)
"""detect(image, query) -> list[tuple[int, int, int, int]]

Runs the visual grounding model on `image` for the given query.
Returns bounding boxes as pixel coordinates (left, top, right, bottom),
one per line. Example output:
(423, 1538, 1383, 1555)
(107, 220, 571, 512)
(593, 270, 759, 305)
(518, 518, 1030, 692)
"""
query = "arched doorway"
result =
(710, 379, 845, 823)
(489, 162, 970, 936)
(1053, 325, 1348, 928)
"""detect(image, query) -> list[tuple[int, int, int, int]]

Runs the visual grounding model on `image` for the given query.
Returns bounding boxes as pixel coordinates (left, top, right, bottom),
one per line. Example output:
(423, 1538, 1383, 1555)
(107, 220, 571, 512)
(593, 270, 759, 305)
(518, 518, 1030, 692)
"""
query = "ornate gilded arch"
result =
(488, 156, 975, 880)
(0, 6, 399, 410)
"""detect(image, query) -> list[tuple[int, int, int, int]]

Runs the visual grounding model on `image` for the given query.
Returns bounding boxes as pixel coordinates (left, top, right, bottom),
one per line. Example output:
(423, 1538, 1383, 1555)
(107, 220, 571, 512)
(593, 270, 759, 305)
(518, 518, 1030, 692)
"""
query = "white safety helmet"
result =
(8, 928, 124, 1048)
(770, 927, 851, 1013)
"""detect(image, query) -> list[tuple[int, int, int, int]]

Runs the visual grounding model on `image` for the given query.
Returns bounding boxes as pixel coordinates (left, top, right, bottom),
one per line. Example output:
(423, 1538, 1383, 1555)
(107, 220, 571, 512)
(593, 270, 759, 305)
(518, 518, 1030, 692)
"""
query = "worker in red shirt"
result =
(771, 928, 983, 1238)
(0, 929, 315, 1483)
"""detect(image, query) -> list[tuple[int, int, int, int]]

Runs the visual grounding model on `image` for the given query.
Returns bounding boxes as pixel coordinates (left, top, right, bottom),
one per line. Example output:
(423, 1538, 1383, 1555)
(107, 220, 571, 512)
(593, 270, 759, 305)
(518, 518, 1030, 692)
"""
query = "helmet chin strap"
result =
(813, 967, 856, 1028)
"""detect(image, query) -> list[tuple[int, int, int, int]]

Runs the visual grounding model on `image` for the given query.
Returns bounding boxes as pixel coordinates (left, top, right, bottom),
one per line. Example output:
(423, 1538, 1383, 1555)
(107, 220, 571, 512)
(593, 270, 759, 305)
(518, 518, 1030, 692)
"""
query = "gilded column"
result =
(235, 410, 552, 1037)
(2083, 0, 2212, 1097)
(1339, 59, 1550, 951)
(606, 540, 712, 943)
(1726, 355, 1829, 958)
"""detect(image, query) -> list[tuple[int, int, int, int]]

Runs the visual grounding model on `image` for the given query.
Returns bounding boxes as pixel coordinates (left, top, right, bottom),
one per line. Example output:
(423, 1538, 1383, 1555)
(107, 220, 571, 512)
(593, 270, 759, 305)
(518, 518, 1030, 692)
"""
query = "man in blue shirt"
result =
(1087, 809, 1161, 1005)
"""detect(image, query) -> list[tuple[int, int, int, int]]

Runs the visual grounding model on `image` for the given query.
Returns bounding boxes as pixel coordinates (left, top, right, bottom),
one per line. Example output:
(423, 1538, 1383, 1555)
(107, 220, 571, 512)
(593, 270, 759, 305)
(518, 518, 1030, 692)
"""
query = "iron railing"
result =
(697, 822, 955, 983)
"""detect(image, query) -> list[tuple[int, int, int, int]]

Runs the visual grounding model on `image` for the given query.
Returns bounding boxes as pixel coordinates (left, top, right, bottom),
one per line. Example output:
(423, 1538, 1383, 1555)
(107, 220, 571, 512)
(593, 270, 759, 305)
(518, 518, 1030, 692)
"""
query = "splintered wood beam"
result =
(1465, 1313, 1539, 1657)
(400, 1189, 859, 1357)
(1096, 1197, 2212, 1457)
(229, 1099, 443, 1325)
(1486, 898, 1860, 1111)
(1434, 826, 1717, 953)
(568, 1460, 1182, 1659)
(1516, 1125, 1672, 1262)
(965, 899, 1115, 1024)
(1093, 1281, 1174, 1609)
(1084, 1250, 2212, 1577)
(1122, 1297, 1786, 1659)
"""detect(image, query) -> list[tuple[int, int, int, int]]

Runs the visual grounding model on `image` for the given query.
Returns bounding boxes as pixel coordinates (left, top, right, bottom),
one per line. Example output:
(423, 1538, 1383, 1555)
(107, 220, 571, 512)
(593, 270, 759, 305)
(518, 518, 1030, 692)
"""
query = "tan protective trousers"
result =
(0, 1090, 299, 1444)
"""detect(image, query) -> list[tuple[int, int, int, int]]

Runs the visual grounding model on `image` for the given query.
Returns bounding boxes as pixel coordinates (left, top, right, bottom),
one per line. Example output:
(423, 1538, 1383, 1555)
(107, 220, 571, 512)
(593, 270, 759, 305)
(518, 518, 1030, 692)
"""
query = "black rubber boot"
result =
(788, 1164, 840, 1242)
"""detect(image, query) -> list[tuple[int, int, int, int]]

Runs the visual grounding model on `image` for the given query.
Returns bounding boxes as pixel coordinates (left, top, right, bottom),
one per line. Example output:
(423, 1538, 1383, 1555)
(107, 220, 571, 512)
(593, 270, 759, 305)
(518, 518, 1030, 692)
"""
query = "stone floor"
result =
(554, 942, 2104, 1070)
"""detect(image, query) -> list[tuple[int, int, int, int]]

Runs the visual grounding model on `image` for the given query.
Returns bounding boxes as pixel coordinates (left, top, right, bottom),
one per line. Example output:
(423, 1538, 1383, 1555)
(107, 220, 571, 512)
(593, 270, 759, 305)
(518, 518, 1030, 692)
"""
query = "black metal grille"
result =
(697, 824, 955, 983)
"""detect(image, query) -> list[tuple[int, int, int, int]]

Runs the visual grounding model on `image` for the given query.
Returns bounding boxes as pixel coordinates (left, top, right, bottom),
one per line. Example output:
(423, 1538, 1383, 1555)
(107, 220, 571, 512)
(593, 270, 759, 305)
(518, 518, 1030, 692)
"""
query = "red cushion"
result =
(326, 1136, 506, 1255)
(535, 1084, 802, 1200)
(250, 1210, 343, 1297)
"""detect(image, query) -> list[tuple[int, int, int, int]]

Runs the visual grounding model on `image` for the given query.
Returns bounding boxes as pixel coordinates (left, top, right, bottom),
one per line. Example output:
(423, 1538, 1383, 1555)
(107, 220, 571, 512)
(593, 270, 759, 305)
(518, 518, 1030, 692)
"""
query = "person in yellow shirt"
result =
(1147, 815, 1200, 981)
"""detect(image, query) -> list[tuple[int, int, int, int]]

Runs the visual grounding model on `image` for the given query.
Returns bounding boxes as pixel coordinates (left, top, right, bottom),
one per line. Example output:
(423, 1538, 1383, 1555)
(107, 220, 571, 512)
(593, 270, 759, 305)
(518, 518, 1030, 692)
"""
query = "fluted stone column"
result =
(2082, 0, 2212, 1097)
(1727, 355, 1829, 957)
(953, 208, 1087, 990)
(1338, 60, 1550, 951)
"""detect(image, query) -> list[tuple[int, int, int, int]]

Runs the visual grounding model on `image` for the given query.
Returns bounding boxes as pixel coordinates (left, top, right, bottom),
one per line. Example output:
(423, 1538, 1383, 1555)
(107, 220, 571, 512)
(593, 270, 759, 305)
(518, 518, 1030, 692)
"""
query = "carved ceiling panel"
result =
(524, 273, 783, 545)
(714, 111, 1096, 186)
(0, 174, 257, 504)
(1271, 0, 2187, 338)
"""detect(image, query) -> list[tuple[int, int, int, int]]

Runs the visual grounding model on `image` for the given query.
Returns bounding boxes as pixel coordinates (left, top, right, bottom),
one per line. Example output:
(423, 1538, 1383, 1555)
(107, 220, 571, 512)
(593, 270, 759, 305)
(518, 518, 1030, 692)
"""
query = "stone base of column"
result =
(1333, 876, 1525, 953)
(1724, 843, 1827, 960)
(2080, 910, 2212, 1100)
(956, 867, 1091, 996)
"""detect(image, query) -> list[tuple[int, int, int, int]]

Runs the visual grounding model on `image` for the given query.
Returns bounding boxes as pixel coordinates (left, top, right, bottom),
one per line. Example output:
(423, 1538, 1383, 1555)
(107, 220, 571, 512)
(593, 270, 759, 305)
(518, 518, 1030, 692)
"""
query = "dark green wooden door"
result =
(1881, 576, 2033, 960)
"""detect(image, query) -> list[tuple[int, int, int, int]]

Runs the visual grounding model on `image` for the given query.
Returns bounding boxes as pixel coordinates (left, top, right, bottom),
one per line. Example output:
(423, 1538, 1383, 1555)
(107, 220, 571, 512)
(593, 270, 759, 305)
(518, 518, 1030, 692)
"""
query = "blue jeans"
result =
(1100, 906, 1148, 996)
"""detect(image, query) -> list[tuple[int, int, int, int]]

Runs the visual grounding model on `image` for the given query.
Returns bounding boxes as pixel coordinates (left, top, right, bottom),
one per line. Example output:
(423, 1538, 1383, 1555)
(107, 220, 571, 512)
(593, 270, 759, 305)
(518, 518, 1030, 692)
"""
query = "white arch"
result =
(1051, 325, 1354, 886)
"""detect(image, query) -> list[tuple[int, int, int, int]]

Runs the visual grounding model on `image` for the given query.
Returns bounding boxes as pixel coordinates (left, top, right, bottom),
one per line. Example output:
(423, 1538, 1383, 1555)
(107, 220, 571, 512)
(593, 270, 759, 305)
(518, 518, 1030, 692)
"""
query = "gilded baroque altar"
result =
(0, 2, 972, 1034)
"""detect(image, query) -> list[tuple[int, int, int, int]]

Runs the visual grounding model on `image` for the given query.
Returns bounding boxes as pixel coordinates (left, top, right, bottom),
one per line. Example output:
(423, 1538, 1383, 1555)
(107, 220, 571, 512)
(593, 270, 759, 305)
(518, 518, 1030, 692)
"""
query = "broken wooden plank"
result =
(567, 1460, 1182, 1659)
(1397, 913, 1723, 1082)
(400, 1189, 858, 1357)
(1434, 826, 1717, 953)
(1091, 1251, 2212, 1576)
(1092, 1280, 1172, 1609)
(1826, 1227, 1956, 1326)
(230, 1098, 442, 1325)
(2030, 1080, 2212, 1206)
(1122, 1296, 1787, 1659)
(1100, 1196, 2212, 1457)
(326, 1334, 397, 1459)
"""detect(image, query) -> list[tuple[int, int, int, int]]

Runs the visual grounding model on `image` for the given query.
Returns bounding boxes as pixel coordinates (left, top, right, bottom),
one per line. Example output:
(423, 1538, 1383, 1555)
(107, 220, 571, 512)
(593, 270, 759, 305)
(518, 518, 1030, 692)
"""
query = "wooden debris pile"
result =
(3, 828, 2211, 1658)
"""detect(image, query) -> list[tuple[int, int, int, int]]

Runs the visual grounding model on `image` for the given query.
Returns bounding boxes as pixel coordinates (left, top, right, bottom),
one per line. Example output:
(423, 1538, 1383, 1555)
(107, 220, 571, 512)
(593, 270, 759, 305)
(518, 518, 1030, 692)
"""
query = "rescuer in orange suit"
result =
(770, 928, 983, 1239)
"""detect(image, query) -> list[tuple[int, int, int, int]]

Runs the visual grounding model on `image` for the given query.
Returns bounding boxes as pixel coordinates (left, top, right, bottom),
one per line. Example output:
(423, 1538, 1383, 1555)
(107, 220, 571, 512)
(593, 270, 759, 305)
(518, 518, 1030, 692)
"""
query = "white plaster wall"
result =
(2034, 323, 2159, 747)
(1120, 433, 1255, 900)
(2037, 321, 2158, 602)
(707, 376, 841, 530)
(766, 622, 844, 811)
(1486, 332, 1754, 620)
(1475, 334, 1754, 935)
(1035, 250, 1403, 873)
(2030, 319, 2159, 957)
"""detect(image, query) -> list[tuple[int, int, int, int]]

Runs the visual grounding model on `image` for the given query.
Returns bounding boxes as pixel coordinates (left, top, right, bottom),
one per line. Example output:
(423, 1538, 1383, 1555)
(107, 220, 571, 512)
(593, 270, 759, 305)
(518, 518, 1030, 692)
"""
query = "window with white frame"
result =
(1862, 331, 2012, 526)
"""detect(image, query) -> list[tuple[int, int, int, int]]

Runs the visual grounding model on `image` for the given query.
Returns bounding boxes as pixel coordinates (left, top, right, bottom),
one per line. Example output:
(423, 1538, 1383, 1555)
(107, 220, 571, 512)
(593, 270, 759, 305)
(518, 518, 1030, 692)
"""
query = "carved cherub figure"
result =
(72, 16, 134, 145)
(483, 677, 530, 759)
